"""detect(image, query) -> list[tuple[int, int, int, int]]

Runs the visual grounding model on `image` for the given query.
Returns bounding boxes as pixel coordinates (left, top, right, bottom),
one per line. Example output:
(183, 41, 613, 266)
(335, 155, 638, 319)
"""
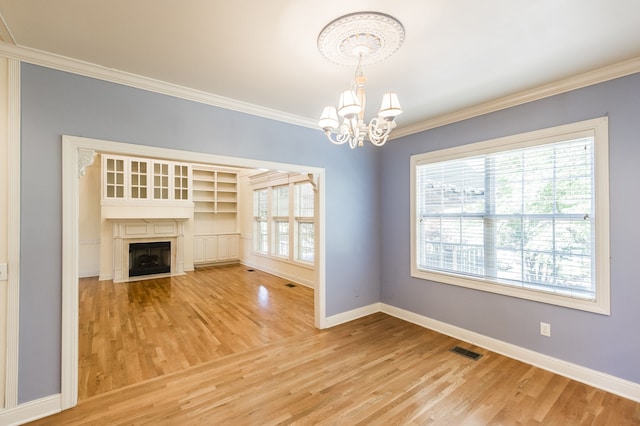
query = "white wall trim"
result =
(0, 44, 638, 142)
(61, 140, 79, 409)
(0, 43, 317, 130)
(0, 394, 61, 426)
(240, 261, 315, 289)
(61, 135, 327, 413)
(381, 303, 640, 404)
(4, 57, 20, 410)
(324, 303, 382, 328)
(391, 56, 640, 139)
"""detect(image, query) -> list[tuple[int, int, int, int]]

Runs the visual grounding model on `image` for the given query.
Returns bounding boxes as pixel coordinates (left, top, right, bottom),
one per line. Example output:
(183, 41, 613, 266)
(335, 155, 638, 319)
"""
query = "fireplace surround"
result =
(111, 219, 185, 282)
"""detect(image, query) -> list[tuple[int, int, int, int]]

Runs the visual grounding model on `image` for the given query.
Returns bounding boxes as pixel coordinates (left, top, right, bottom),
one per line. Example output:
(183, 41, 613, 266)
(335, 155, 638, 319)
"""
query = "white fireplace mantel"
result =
(111, 219, 186, 282)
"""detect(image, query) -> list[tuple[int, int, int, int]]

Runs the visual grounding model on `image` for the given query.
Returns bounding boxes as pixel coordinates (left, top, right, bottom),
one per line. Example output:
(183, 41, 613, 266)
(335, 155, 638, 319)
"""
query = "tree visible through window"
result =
(411, 118, 610, 314)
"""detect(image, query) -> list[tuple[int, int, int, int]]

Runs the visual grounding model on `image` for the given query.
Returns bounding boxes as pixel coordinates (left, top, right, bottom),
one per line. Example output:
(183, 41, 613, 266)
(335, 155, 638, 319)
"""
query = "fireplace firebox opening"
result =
(129, 241, 171, 277)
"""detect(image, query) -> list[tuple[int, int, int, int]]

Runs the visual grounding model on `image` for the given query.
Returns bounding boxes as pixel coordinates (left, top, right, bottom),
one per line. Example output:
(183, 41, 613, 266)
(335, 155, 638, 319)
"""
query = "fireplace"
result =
(109, 220, 185, 283)
(129, 241, 171, 277)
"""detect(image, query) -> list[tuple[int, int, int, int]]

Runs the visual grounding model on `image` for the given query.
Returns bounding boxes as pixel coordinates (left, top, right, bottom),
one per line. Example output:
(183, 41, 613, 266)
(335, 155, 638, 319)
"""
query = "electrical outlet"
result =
(540, 322, 551, 337)
(0, 263, 7, 280)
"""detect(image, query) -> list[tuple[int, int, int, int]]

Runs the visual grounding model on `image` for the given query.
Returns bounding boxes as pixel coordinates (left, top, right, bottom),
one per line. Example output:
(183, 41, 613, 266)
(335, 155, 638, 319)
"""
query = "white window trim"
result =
(410, 117, 610, 315)
(253, 188, 269, 254)
(294, 217, 315, 265)
(251, 177, 316, 266)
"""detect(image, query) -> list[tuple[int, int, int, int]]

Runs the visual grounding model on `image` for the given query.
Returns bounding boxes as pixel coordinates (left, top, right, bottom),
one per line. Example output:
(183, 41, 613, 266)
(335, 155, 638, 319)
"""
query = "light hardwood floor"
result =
(27, 265, 639, 425)
(77, 265, 316, 400)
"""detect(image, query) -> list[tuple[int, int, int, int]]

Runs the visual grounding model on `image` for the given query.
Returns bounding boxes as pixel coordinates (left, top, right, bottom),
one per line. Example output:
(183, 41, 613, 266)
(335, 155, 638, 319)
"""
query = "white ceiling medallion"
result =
(317, 12, 405, 149)
(317, 12, 405, 66)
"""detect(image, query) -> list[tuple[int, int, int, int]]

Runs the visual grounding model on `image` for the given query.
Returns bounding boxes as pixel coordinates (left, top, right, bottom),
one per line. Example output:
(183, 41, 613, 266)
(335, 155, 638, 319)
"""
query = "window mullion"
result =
(484, 156, 497, 278)
(288, 182, 294, 261)
(520, 152, 525, 286)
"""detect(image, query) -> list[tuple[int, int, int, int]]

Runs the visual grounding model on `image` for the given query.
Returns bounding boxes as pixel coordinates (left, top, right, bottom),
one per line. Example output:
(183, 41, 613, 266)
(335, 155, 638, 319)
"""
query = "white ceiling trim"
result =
(0, 42, 317, 129)
(0, 13, 14, 44)
(392, 56, 640, 139)
(0, 42, 639, 140)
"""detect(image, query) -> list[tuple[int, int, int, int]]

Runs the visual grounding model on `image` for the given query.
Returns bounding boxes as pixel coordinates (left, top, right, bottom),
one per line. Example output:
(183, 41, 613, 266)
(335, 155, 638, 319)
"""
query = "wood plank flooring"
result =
(27, 265, 640, 425)
(77, 265, 315, 400)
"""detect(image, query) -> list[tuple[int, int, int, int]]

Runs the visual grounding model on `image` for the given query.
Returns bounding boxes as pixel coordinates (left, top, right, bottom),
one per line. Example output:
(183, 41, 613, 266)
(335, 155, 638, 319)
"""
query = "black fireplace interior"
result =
(129, 241, 171, 277)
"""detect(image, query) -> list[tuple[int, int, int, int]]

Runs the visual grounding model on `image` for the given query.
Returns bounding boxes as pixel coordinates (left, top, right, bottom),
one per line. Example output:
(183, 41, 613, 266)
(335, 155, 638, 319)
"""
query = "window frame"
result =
(410, 117, 610, 315)
(294, 182, 315, 264)
(251, 177, 316, 266)
(272, 184, 290, 258)
(253, 188, 269, 254)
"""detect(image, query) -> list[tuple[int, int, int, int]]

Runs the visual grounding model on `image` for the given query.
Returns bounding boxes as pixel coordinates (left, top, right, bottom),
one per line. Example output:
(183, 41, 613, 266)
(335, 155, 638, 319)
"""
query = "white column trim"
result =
(4, 58, 20, 410)
(61, 141, 79, 409)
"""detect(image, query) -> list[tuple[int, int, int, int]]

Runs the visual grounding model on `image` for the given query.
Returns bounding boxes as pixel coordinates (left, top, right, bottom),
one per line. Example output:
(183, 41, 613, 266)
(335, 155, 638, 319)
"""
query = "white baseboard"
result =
(381, 303, 640, 403)
(324, 303, 382, 328)
(0, 394, 62, 426)
(78, 270, 100, 279)
(240, 261, 315, 289)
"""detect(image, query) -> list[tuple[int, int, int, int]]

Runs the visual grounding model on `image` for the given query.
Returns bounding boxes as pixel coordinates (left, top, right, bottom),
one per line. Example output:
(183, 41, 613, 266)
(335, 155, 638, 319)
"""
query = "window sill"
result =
(411, 267, 610, 315)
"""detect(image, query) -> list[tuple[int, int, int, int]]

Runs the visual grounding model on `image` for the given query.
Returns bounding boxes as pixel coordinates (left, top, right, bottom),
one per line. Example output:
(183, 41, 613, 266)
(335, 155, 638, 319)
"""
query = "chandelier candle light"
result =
(317, 12, 405, 149)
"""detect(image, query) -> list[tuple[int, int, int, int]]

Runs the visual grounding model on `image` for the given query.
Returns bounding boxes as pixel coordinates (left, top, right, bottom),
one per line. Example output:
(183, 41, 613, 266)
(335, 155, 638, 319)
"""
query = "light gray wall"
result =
(380, 72, 640, 384)
(19, 64, 382, 402)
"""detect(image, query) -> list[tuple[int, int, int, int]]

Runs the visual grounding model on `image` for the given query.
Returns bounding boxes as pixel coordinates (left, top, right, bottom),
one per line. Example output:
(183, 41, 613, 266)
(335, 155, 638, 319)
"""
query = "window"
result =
(295, 182, 315, 263)
(253, 189, 268, 254)
(272, 186, 289, 257)
(411, 117, 610, 314)
(251, 176, 316, 265)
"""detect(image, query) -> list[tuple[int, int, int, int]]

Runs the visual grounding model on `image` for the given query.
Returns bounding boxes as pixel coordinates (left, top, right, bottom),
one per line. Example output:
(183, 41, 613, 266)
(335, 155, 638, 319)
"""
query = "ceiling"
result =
(1, 0, 640, 136)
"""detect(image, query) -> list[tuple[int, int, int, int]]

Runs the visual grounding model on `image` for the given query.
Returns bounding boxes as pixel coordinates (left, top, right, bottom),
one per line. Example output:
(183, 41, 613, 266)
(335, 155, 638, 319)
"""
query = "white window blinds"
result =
(412, 117, 610, 314)
(417, 138, 595, 299)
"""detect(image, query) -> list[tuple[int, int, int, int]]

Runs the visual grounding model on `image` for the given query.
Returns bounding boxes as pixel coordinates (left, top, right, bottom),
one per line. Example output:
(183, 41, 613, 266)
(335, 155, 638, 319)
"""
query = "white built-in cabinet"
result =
(193, 233, 240, 264)
(100, 154, 240, 267)
(192, 165, 240, 266)
(102, 154, 190, 202)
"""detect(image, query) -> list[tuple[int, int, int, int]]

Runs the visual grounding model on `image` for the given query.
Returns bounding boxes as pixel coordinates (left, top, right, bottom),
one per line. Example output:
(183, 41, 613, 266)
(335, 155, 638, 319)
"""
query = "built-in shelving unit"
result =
(100, 155, 239, 267)
(192, 165, 240, 265)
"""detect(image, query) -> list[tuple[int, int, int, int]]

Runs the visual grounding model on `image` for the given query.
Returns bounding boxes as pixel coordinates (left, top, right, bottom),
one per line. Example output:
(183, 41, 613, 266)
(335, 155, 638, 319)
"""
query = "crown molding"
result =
(0, 42, 639, 140)
(0, 42, 318, 130)
(391, 56, 640, 139)
(0, 13, 15, 44)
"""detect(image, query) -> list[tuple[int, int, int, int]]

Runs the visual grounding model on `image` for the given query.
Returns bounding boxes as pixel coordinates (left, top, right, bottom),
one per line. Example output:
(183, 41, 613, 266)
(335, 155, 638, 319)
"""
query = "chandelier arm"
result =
(349, 139, 358, 149)
(324, 130, 349, 145)
(367, 117, 394, 146)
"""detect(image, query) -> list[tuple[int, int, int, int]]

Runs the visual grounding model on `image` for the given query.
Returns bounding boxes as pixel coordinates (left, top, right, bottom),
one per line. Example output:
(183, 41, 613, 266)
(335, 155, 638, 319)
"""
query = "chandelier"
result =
(317, 12, 405, 149)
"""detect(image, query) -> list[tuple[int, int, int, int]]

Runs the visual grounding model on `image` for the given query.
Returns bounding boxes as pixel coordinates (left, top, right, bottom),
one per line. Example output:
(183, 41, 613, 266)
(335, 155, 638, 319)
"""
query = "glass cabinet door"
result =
(130, 160, 148, 199)
(105, 157, 125, 199)
(153, 162, 169, 200)
(174, 164, 189, 200)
